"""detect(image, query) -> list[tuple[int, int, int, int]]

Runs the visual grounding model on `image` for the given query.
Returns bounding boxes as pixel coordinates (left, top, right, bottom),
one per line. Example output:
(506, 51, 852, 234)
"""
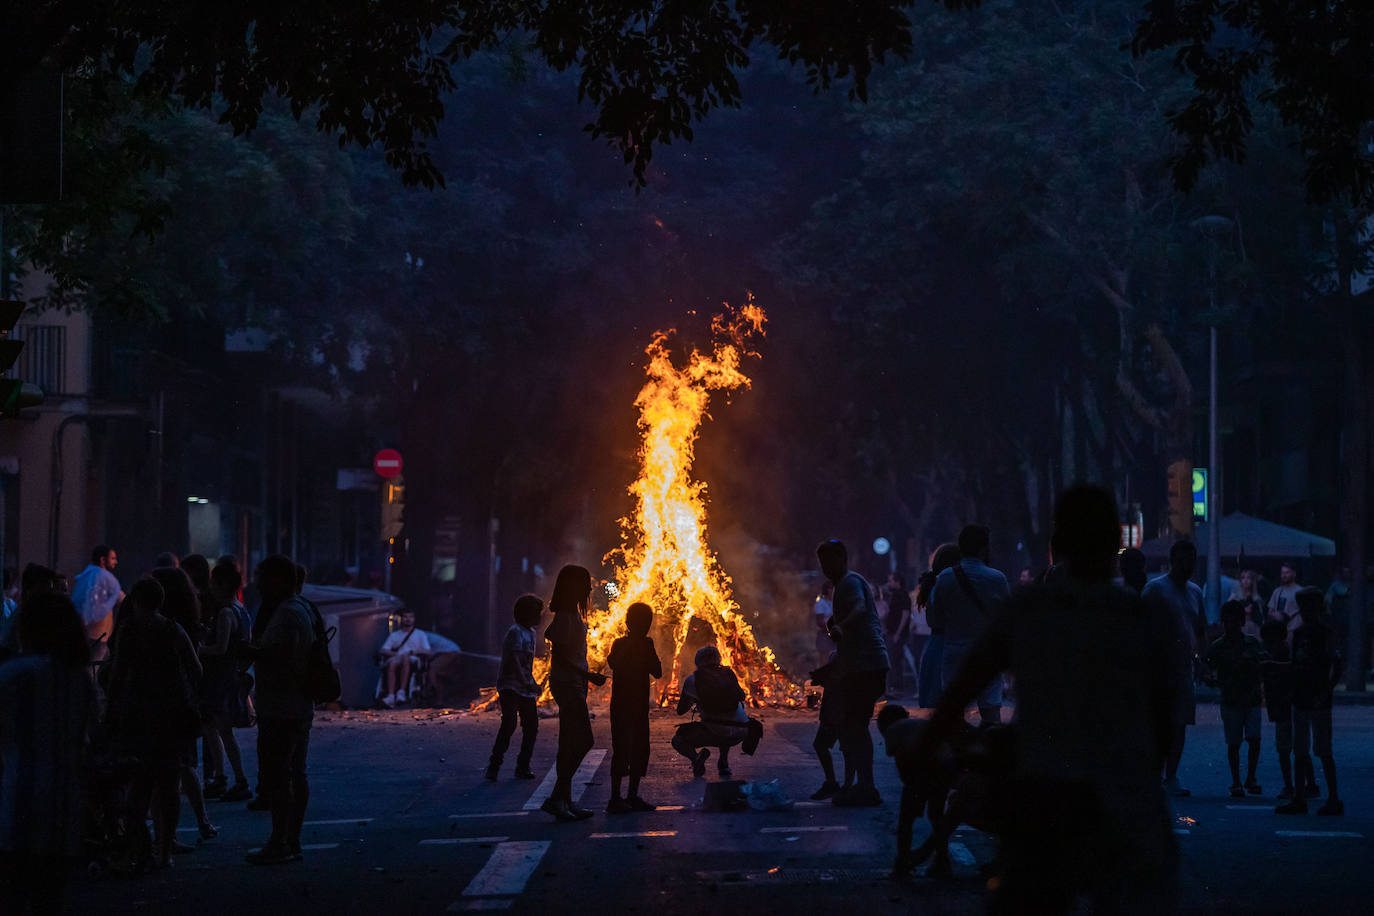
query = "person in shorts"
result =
(1204, 601, 1266, 797)
(1260, 618, 1298, 799)
(1277, 588, 1344, 816)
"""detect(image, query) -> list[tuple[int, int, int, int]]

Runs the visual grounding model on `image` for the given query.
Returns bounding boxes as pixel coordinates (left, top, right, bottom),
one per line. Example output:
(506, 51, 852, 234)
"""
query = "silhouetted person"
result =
(1204, 601, 1266, 797)
(0, 592, 94, 914)
(930, 526, 1009, 726)
(916, 544, 960, 709)
(542, 565, 604, 822)
(817, 538, 889, 806)
(487, 595, 544, 781)
(1266, 560, 1302, 633)
(1260, 617, 1298, 798)
(917, 485, 1180, 913)
(607, 602, 662, 812)
(672, 646, 748, 777)
(243, 555, 316, 864)
(154, 551, 180, 569)
(808, 649, 844, 799)
(105, 578, 202, 869)
(1142, 540, 1205, 797)
(199, 559, 253, 802)
(885, 573, 913, 697)
(1277, 588, 1344, 815)
(1117, 547, 1147, 595)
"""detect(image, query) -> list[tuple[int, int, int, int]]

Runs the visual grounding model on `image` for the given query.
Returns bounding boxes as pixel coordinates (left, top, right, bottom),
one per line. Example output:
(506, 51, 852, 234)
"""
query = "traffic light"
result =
(0, 300, 44, 416)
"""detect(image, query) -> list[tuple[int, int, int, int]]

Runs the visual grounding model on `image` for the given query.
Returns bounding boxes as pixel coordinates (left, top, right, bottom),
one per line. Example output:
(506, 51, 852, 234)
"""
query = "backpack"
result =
(303, 599, 341, 704)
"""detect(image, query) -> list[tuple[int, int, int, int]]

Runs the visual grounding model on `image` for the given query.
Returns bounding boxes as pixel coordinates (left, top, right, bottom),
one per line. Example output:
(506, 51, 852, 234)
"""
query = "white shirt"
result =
(381, 627, 431, 658)
(72, 565, 121, 627)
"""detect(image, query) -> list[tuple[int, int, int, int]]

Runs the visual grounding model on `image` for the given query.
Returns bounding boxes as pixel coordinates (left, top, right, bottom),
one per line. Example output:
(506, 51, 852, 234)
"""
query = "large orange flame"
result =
(582, 296, 800, 706)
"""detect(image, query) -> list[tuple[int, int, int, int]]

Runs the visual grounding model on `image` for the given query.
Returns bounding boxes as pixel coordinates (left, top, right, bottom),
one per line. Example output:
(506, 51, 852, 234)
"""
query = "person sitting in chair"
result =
(378, 610, 431, 707)
(672, 646, 749, 778)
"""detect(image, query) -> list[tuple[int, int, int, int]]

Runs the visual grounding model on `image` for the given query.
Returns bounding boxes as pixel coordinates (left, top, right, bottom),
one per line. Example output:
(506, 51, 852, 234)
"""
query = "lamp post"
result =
(1191, 215, 1234, 625)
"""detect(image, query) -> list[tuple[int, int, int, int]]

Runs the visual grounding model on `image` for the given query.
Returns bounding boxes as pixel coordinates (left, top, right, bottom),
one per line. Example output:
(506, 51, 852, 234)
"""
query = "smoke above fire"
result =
(586, 296, 801, 706)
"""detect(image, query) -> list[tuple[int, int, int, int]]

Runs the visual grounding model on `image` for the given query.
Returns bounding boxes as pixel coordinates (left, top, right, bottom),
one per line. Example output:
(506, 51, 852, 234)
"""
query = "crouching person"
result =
(672, 647, 749, 778)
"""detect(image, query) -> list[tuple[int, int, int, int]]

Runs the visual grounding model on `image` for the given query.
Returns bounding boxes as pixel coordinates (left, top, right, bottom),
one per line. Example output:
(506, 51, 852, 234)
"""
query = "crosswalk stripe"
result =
(422, 837, 509, 845)
(1274, 830, 1363, 838)
(460, 840, 551, 897)
(304, 817, 374, 826)
(522, 749, 607, 810)
(451, 812, 531, 819)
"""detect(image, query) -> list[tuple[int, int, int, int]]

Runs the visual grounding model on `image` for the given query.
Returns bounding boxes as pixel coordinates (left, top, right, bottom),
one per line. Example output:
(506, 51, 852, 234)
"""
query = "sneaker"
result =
(197, 824, 219, 843)
(1162, 777, 1191, 798)
(606, 796, 632, 815)
(382, 693, 396, 709)
(1317, 799, 1345, 817)
(514, 767, 537, 780)
(221, 783, 253, 803)
(540, 797, 578, 822)
(692, 749, 710, 778)
(485, 765, 499, 782)
(833, 785, 883, 807)
(396, 689, 408, 704)
(1245, 781, 1262, 796)
(1277, 785, 1294, 800)
(568, 802, 596, 820)
(1229, 785, 1245, 799)
(203, 779, 226, 799)
(810, 780, 841, 801)
(246, 795, 272, 812)
(246, 844, 296, 866)
(628, 795, 657, 812)
(1275, 800, 1308, 815)
(1305, 784, 1321, 799)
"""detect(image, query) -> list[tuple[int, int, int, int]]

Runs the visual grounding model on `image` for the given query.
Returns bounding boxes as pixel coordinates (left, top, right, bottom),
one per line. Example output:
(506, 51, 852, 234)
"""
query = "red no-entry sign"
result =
(373, 448, 403, 478)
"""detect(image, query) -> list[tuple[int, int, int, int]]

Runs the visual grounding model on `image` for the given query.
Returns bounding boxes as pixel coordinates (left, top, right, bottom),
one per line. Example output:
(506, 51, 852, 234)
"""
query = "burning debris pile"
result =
(585, 297, 801, 707)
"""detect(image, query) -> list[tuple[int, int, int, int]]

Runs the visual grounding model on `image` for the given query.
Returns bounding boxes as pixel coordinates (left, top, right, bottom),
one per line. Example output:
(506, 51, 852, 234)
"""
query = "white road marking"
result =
(448, 901, 513, 911)
(451, 812, 531, 819)
(1274, 830, 1364, 838)
(460, 840, 551, 897)
(1225, 805, 1270, 812)
(246, 843, 339, 853)
(947, 841, 976, 867)
(522, 749, 607, 810)
(793, 801, 826, 808)
(421, 837, 509, 845)
(589, 831, 677, 839)
(759, 825, 848, 834)
(303, 817, 374, 826)
(1173, 829, 1191, 836)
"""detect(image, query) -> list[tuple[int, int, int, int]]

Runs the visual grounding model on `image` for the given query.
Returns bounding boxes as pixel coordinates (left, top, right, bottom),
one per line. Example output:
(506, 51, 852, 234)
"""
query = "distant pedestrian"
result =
(486, 595, 544, 782)
(672, 646, 749, 778)
(606, 602, 662, 813)
(930, 526, 1009, 726)
(154, 551, 180, 569)
(915, 543, 960, 709)
(377, 609, 431, 707)
(1260, 617, 1298, 799)
(198, 559, 254, 803)
(1017, 567, 1034, 587)
(1277, 588, 1344, 816)
(72, 544, 124, 664)
(1229, 570, 1265, 639)
(1204, 601, 1266, 798)
(0, 592, 94, 914)
(542, 565, 604, 822)
(813, 580, 835, 664)
(807, 649, 844, 800)
(243, 555, 317, 864)
(884, 573, 912, 697)
(1143, 540, 1206, 798)
(1266, 561, 1303, 636)
(1117, 547, 1147, 595)
(916, 484, 1180, 913)
(1325, 567, 1353, 637)
(817, 539, 888, 806)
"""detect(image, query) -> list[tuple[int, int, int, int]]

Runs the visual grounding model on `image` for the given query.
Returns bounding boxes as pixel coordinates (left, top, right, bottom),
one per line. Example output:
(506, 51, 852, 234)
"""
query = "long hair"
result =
(916, 543, 961, 609)
(151, 566, 202, 635)
(549, 565, 592, 616)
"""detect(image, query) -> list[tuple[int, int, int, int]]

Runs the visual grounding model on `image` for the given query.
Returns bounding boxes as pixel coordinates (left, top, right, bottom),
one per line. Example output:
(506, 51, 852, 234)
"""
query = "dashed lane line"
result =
(588, 831, 677, 839)
(522, 749, 607, 811)
(759, 825, 849, 834)
(1224, 805, 1271, 812)
(451, 811, 531, 819)
(1274, 830, 1363, 838)
(303, 817, 374, 826)
(421, 837, 510, 845)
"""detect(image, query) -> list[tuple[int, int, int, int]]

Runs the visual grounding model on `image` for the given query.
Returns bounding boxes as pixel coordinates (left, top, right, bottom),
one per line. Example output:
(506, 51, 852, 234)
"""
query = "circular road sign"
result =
(374, 448, 403, 478)
(872, 537, 891, 556)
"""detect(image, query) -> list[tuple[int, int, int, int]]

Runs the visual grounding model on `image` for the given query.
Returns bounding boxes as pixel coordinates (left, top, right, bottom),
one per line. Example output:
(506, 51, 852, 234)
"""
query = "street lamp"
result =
(1191, 214, 1234, 626)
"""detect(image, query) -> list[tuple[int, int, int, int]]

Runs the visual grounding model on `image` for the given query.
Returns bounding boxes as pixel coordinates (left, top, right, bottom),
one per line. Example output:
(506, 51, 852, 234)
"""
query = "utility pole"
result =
(1192, 215, 1234, 625)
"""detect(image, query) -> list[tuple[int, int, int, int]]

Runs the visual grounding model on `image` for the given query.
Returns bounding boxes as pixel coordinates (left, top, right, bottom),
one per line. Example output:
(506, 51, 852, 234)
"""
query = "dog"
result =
(878, 704, 1012, 879)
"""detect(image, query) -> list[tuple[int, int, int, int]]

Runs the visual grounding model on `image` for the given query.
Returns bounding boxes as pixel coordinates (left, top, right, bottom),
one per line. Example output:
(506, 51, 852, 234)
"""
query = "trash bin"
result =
(302, 585, 404, 709)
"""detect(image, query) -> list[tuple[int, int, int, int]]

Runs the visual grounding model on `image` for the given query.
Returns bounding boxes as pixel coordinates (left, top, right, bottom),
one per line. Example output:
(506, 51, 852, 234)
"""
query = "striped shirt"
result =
(0, 655, 93, 855)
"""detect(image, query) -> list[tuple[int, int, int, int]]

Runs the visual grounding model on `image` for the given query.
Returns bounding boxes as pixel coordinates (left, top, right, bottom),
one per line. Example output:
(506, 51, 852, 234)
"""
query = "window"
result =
(5, 324, 65, 393)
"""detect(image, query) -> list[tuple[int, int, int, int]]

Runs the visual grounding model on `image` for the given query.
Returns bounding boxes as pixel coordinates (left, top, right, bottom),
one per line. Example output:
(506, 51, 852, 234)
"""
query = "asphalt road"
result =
(66, 700, 1374, 915)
